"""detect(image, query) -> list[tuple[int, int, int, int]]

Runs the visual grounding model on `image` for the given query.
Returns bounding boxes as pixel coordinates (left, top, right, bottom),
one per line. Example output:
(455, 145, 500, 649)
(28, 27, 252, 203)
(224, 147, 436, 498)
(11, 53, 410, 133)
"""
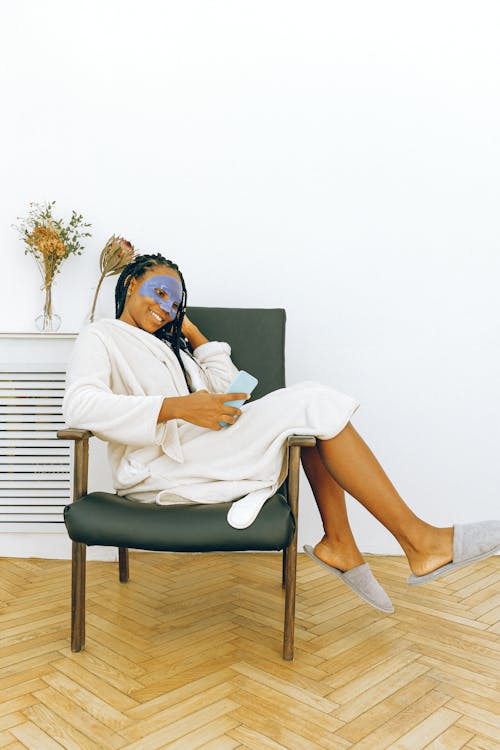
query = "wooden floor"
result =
(1, 551, 499, 750)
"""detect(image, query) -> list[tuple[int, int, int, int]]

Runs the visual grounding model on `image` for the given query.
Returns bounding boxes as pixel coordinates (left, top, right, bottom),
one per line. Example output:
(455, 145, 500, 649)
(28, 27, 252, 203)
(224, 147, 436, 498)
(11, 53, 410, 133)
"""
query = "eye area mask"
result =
(139, 275, 183, 320)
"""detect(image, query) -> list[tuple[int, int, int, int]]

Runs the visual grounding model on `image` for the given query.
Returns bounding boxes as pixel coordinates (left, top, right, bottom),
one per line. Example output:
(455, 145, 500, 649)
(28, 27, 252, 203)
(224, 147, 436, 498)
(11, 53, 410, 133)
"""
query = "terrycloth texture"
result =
(303, 545, 394, 613)
(63, 319, 359, 527)
(407, 520, 500, 586)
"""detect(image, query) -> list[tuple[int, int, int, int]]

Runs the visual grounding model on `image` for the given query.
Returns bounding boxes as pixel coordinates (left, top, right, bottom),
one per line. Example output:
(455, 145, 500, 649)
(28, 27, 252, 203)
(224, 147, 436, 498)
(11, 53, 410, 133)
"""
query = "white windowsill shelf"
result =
(0, 332, 78, 340)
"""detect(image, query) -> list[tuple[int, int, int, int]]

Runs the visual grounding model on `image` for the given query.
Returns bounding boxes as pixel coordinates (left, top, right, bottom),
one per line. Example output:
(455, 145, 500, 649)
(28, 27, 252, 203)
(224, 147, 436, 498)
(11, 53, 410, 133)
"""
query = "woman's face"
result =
(119, 266, 183, 333)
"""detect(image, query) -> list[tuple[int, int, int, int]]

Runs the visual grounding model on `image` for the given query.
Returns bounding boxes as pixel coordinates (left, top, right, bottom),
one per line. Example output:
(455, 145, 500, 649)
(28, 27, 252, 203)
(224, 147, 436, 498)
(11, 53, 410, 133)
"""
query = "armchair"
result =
(58, 307, 316, 660)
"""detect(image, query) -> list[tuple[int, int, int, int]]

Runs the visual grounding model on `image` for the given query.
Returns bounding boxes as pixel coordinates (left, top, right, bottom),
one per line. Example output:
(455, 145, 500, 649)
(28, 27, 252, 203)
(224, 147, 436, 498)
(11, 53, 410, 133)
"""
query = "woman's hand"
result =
(181, 313, 209, 349)
(158, 390, 249, 430)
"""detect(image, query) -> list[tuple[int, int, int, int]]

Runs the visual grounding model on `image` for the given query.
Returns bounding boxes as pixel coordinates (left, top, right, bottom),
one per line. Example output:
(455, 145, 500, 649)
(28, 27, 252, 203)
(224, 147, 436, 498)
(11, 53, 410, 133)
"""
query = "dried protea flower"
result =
(89, 235, 135, 322)
(99, 235, 135, 276)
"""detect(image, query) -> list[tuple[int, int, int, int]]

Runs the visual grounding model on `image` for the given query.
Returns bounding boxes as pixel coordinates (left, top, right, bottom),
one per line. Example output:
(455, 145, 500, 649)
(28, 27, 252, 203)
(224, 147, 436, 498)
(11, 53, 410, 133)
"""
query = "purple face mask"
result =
(139, 275, 183, 321)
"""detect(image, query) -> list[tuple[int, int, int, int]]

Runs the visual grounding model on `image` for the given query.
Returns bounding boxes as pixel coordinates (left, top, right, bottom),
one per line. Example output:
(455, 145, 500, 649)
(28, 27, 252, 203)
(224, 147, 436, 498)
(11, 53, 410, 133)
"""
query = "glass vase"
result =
(35, 284, 61, 333)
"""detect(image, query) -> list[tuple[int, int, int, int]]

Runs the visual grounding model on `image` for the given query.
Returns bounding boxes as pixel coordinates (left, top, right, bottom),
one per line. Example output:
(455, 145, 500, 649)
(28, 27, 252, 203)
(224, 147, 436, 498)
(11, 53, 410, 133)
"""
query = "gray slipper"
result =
(303, 545, 394, 613)
(407, 520, 500, 586)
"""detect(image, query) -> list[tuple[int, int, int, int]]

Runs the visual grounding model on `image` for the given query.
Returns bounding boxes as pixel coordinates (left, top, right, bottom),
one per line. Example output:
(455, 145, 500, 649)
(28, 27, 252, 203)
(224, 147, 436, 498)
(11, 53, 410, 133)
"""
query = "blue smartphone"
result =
(219, 370, 259, 427)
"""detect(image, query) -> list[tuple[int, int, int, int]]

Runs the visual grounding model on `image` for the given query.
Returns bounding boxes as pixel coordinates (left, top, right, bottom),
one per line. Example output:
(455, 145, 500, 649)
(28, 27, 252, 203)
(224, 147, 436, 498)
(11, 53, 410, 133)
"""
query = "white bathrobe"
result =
(63, 319, 360, 528)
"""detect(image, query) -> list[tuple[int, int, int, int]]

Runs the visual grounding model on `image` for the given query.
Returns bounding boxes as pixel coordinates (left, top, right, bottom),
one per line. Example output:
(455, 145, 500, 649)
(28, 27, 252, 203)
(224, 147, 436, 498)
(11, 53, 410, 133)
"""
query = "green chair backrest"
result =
(187, 307, 286, 401)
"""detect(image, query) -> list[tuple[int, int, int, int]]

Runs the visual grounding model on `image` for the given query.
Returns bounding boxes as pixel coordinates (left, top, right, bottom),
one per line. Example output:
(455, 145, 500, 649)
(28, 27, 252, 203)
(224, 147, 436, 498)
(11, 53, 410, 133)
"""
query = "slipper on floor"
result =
(303, 545, 394, 613)
(407, 520, 500, 586)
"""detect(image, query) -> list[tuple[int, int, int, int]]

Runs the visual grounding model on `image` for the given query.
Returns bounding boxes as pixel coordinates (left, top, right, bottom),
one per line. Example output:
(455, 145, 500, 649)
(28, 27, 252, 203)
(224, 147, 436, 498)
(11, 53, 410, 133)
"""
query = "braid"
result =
(115, 253, 190, 374)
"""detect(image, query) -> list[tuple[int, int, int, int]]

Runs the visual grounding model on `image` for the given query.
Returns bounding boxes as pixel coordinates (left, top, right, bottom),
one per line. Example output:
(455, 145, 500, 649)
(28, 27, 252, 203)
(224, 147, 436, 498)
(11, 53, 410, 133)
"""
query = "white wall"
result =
(1, 1, 499, 553)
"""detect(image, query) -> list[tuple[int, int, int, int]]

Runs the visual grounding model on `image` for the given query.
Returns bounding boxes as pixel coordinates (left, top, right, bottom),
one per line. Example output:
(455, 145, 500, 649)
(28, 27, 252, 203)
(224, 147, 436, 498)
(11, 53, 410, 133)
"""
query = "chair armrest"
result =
(57, 429, 91, 499)
(57, 428, 93, 441)
(287, 435, 316, 448)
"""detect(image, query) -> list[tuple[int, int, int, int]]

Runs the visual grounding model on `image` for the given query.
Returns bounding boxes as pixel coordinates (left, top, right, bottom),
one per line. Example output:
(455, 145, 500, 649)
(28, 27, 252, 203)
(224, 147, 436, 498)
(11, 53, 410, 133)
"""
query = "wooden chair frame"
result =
(58, 428, 316, 660)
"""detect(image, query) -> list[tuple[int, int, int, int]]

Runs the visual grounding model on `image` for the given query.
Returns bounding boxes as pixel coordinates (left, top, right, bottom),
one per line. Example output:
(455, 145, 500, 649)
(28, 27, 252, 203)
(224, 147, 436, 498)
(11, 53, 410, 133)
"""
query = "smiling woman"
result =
(62, 252, 500, 614)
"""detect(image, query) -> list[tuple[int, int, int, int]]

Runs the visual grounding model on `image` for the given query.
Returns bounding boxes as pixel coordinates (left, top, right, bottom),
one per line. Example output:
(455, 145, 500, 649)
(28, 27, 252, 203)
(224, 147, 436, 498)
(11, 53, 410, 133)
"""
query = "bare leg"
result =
(304, 423, 453, 576)
(301, 444, 365, 572)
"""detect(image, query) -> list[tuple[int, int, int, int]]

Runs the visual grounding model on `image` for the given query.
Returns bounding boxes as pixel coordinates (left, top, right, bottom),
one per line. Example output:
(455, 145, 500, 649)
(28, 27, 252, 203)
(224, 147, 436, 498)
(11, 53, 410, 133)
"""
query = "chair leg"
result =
(118, 547, 129, 582)
(282, 547, 287, 588)
(71, 541, 86, 652)
(283, 539, 297, 661)
(283, 444, 301, 661)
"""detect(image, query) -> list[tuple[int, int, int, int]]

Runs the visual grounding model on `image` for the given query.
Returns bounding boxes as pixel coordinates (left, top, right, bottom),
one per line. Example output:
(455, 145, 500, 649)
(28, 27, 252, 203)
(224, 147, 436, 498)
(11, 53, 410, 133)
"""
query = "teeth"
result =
(151, 311, 164, 322)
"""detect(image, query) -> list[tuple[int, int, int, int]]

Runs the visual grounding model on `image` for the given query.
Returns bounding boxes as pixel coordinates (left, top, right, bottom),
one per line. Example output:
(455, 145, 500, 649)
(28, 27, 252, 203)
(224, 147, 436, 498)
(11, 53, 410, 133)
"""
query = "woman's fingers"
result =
(211, 394, 243, 415)
(219, 392, 249, 402)
(221, 413, 239, 423)
(218, 393, 243, 428)
(225, 407, 242, 419)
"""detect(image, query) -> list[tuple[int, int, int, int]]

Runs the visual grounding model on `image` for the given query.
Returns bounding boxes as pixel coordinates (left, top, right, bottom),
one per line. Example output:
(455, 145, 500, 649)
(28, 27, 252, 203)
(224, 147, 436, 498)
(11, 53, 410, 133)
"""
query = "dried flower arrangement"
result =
(13, 201, 92, 331)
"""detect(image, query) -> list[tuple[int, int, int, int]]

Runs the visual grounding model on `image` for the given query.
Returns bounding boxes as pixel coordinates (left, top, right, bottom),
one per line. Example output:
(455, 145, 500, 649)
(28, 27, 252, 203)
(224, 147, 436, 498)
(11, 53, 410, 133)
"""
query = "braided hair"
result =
(115, 253, 192, 369)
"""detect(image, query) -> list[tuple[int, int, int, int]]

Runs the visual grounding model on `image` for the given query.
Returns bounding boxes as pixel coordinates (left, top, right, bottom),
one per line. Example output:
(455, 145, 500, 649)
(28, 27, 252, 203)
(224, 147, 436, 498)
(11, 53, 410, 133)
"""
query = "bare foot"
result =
(404, 526, 454, 577)
(314, 536, 365, 573)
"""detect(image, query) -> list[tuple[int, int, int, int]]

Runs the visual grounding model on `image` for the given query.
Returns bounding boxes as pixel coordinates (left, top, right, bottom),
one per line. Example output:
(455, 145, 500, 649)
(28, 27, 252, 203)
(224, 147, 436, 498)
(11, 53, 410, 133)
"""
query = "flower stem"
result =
(44, 284, 52, 323)
(89, 272, 106, 322)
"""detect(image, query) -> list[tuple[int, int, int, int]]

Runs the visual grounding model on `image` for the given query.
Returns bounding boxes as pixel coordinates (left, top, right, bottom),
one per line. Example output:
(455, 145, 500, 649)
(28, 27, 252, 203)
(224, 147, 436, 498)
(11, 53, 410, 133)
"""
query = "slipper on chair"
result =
(407, 520, 500, 586)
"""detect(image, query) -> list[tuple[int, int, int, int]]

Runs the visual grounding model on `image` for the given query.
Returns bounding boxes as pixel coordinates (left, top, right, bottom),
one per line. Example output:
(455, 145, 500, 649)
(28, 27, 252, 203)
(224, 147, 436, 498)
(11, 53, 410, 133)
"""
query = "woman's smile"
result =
(149, 308, 168, 324)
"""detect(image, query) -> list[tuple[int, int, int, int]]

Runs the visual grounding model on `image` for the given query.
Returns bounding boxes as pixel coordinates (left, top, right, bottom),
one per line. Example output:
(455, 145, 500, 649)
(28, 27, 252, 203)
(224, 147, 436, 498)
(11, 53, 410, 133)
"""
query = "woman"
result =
(63, 253, 500, 613)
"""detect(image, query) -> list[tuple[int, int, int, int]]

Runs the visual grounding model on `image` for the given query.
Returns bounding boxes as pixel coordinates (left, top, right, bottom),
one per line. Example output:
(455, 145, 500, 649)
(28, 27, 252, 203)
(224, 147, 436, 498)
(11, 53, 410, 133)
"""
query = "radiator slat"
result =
(0, 514, 66, 522)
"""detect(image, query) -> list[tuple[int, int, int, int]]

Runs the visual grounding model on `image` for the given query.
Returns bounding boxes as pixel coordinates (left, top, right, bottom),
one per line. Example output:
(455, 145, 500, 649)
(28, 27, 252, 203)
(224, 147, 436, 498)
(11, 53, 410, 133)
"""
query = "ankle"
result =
(397, 524, 454, 573)
(319, 532, 359, 551)
(315, 536, 365, 572)
(396, 521, 438, 557)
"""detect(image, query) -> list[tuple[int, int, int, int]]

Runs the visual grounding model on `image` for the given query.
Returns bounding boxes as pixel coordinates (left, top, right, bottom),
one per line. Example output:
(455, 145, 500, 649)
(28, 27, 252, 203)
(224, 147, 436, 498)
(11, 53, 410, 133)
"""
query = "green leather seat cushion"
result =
(64, 492, 294, 552)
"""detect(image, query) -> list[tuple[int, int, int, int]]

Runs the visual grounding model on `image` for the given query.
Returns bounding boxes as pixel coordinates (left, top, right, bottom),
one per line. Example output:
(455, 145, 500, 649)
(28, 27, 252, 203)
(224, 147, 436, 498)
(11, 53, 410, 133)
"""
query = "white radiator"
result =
(0, 365, 72, 527)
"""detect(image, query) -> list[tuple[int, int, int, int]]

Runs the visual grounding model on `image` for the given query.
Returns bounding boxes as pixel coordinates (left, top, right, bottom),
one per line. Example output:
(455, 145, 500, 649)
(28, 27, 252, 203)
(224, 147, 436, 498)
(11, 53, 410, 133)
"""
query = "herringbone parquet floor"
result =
(1, 552, 499, 750)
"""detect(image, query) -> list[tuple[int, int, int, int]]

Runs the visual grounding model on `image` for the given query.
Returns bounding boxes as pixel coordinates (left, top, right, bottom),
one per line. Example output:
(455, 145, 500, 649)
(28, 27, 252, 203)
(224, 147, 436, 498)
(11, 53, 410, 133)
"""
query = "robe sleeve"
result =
(191, 341, 239, 393)
(63, 327, 164, 447)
